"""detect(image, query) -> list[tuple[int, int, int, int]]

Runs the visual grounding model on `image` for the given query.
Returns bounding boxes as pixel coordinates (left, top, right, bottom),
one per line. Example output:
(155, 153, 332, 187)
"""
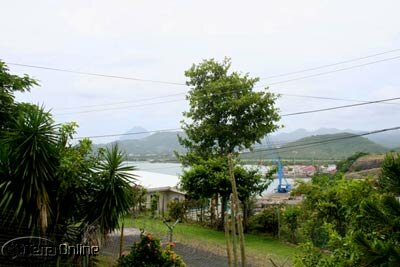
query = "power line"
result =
(55, 98, 184, 116)
(263, 55, 400, 86)
(7, 48, 400, 87)
(73, 96, 400, 140)
(53, 90, 400, 113)
(7, 52, 400, 114)
(58, 95, 400, 118)
(9, 55, 400, 116)
(56, 92, 185, 110)
(280, 93, 400, 105)
(281, 96, 400, 117)
(74, 128, 182, 140)
(73, 95, 399, 139)
(6, 62, 186, 86)
(260, 48, 400, 80)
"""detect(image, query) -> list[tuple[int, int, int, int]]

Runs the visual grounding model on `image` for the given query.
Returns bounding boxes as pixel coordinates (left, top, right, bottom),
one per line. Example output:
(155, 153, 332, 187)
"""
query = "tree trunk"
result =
(224, 212, 233, 267)
(119, 221, 124, 257)
(210, 196, 216, 225)
(242, 200, 248, 233)
(230, 194, 238, 267)
(228, 154, 246, 267)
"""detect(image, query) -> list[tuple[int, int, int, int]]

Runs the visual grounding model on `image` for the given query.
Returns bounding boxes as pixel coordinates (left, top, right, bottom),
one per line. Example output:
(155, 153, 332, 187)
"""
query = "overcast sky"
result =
(2, 0, 400, 143)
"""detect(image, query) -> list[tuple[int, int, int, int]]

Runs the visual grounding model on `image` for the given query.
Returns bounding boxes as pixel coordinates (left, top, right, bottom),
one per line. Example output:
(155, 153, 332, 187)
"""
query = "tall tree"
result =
(179, 58, 280, 266)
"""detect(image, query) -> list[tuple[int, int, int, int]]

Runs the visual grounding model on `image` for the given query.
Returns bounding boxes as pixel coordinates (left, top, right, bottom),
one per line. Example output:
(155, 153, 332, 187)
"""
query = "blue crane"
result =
(265, 137, 292, 193)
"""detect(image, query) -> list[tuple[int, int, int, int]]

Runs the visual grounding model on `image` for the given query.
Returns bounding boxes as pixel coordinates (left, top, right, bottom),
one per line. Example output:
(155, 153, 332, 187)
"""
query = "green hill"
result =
(95, 131, 185, 160)
(242, 133, 388, 162)
(94, 132, 388, 163)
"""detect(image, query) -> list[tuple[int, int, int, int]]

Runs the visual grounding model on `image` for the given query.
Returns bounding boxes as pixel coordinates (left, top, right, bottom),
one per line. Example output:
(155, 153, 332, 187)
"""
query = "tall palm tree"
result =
(86, 144, 137, 235)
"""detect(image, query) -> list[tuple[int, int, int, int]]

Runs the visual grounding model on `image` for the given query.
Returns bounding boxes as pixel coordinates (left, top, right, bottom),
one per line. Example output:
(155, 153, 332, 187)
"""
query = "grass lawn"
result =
(122, 216, 300, 265)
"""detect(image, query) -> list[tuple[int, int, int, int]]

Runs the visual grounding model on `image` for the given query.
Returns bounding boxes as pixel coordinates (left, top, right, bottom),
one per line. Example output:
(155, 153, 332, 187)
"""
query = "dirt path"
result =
(101, 228, 229, 267)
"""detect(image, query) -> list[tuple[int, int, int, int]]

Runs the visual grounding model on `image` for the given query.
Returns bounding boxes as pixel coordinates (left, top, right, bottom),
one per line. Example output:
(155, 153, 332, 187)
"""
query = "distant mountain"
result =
(365, 131, 400, 149)
(269, 128, 400, 149)
(93, 127, 397, 162)
(268, 128, 360, 145)
(258, 133, 387, 160)
(98, 131, 185, 156)
(119, 126, 151, 141)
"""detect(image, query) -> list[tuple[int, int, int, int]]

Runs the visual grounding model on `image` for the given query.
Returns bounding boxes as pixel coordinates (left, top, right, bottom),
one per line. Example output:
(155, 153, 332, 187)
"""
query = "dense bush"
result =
(117, 233, 186, 267)
(167, 201, 186, 222)
(248, 205, 280, 236)
(150, 193, 160, 217)
(293, 153, 400, 266)
(282, 205, 301, 244)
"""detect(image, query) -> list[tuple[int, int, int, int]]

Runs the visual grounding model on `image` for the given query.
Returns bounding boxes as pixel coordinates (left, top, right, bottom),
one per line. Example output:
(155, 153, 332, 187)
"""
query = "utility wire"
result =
(56, 92, 185, 110)
(6, 62, 186, 86)
(280, 93, 400, 106)
(260, 48, 400, 79)
(53, 91, 400, 113)
(74, 128, 182, 140)
(73, 95, 399, 139)
(263, 55, 400, 86)
(58, 95, 400, 117)
(7, 52, 400, 113)
(281, 96, 400, 117)
(7, 48, 400, 86)
(55, 98, 184, 116)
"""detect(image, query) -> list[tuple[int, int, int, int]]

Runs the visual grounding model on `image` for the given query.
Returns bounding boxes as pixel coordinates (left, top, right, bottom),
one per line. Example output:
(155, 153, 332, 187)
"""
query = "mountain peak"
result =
(119, 126, 150, 141)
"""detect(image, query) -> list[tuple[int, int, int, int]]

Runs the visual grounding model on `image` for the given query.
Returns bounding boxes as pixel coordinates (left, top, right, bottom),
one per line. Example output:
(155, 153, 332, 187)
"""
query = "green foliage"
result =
(0, 64, 147, 266)
(294, 152, 400, 267)
(248, 206, 280, 236)
(0, 61, 38, 130)
(150, 192, 160, 217)
(283, 205, 302, 244)
(352, 194, 400, 266)
(132, 186, 148, 213)
(293, 242, 335, 267)
(379, 152, 400, 194)
(336, 151, 369, 173)
(117, 233, 186, 267)
(180, 156, 271, 225)
(0, 105, 58, 232)
(167, 201, 186, 222)
(180, 156, 230, 200)
(86, 144, 136, 234)
(179, 57, 280, 159)
(181, 157, 271, 201)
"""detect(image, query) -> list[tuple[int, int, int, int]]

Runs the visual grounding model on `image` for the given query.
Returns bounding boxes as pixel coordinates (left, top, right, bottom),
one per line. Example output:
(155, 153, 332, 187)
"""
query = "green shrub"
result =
(150, 193, 159, 217)
(117, 233, 186, 267)
(282, 205, 301, 243)
(167, 201, 186, 222)
(248, 205, 279, 236)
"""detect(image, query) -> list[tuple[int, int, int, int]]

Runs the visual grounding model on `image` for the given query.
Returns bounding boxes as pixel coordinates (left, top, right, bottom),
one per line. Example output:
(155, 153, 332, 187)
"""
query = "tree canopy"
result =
(179, 57, 280, 162)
